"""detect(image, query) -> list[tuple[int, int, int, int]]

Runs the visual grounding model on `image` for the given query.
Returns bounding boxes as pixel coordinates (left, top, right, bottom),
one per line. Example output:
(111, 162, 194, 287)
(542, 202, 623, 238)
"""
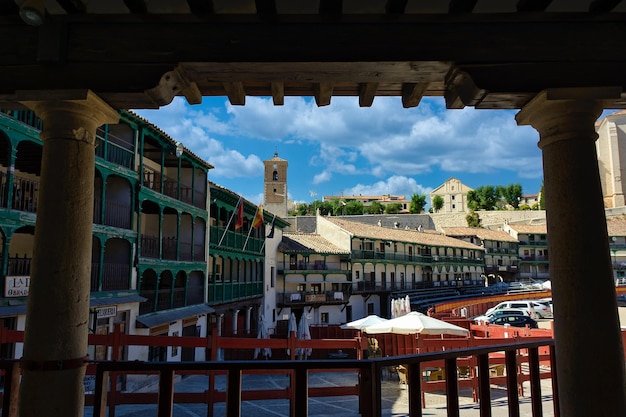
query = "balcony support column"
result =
(17, 91, 119, 417)
(232, 309, 240, 335)
(516, 88, 626, 417)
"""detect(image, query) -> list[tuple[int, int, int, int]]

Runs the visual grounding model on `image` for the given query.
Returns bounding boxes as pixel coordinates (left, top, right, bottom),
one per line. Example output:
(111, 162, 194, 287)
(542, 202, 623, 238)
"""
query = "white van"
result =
(485, 300, 552, 319)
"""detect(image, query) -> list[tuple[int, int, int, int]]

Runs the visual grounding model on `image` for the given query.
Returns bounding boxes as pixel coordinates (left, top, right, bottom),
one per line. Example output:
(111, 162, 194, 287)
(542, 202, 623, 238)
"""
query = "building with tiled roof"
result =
(429, 177, 473, 213)
(314, 214, 485, 319)
(596, 110, 626, 208)
(503, 224, 549, 281)
(322, 194, 411, 213)
(273, 214, 486, 325)
(275, 233, 352, 326)
(440, 227, 519, 282)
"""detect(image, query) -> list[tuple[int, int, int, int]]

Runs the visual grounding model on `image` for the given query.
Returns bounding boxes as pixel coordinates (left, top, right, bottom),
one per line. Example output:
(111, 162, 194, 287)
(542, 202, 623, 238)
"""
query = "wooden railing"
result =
(91, 339, 555, 417)
(0, 324, 560, 417)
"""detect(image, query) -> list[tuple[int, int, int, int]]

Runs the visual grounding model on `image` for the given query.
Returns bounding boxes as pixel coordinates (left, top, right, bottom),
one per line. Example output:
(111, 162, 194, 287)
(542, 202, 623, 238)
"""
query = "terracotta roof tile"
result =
(280, 233, 350, 254)
(322, 217, 483, 250)
(506, 224, 547, 234)
(441, 227, 518, 243)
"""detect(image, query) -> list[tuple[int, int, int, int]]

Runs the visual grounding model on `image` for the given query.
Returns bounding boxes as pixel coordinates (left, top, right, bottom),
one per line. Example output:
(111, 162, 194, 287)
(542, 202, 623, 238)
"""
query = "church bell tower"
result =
(263, 152, 288, 217)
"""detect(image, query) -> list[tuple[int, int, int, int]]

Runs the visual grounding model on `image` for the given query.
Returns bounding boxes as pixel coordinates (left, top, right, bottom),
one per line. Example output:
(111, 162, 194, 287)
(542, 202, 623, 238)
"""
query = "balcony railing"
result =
(8, 255, 31, 276)
(140, 235, 159, 259)
(210, 226, 264, 253)
(351, 250, 483, 265)
(280, 290, 350, 305)
(95, 127, 134, 170)
(12, 174, 39, 213)
(278, 261, 345, 272)
(94, 198, 132, 229)
(143, 168, 193, 204)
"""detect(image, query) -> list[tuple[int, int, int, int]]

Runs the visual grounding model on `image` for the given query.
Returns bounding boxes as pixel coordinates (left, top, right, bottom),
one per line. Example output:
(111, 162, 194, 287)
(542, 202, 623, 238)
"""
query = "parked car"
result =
(537, 297, 553, 314)
(473, 308, 530, 323)
(485, 300, 552, 319)
(489, 315, 539, 328)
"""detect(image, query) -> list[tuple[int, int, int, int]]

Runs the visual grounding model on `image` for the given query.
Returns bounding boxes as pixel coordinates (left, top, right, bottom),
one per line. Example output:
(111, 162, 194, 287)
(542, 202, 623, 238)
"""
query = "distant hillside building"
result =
(322, 194, 410, 212)
(520, 193, 541, 208)
(429, 177, 473, 213)
(596, 110, 626, 208)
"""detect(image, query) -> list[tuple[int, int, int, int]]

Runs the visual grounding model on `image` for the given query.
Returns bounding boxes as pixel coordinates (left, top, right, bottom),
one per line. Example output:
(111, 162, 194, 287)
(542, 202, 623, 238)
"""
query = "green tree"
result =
(364, 201, 384, 214)
(466, 209, 482, 227)
(467, 185, 498, 210)
(432, 195, 444, 213)
(499, 183, 523, 208)
(295, 203, 309, 215)
(384, 203, 402, 214)
(519, 203, 531, 210)
(344, 200, 364, 215)
(539, 180, 545, 210)
(409, 193, 427, 214)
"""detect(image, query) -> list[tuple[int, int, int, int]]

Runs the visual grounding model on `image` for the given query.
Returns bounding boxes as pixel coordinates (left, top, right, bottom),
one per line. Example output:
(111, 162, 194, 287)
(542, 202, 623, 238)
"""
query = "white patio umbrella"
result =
(286, 312, 298, 355)
(363, 311, 470, 337)
(391, 299, 398, 318)
(340, 315, 388, 330)
(297, 313, 312, 359)
(398, 298, 406, 316)
(253, 314, 272, 359)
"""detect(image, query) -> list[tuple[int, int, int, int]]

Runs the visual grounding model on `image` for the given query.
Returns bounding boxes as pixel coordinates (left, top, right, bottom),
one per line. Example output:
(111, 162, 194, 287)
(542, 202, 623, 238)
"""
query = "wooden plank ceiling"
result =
(0, 0, 625, 110)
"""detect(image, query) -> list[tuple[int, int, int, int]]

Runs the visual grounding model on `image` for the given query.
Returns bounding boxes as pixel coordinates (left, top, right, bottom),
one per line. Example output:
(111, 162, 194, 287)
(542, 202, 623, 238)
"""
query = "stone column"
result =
(18, 91, 119, 417)
(516, 89, 626, 416)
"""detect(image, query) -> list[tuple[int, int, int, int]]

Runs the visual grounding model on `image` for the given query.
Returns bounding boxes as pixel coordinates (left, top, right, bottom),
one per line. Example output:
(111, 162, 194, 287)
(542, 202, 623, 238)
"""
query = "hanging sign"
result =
(4, 276, 30, 297)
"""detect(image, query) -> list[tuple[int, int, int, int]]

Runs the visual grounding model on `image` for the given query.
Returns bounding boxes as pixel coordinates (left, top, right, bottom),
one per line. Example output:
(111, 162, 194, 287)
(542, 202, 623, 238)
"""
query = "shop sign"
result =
(4, 276, 30, 297)
(96, 306, 117, 319)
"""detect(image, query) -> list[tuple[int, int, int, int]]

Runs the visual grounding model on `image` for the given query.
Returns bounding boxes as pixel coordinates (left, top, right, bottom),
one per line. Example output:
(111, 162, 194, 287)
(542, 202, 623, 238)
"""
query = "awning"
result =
(90, 295, 146, 307)
(0, 304, 27, 318)
(136, 304, 215, 328)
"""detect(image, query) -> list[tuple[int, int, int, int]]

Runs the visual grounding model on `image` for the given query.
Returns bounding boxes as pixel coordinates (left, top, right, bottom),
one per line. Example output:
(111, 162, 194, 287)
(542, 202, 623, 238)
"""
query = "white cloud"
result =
(342, 176, 432, 198)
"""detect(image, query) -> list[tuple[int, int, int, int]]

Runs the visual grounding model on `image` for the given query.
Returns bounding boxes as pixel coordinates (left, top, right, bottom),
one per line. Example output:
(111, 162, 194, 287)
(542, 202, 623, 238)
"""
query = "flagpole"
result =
(260, 214, 276, 253)
(218, 196, 242, 246)
(242, 205, 259, 251)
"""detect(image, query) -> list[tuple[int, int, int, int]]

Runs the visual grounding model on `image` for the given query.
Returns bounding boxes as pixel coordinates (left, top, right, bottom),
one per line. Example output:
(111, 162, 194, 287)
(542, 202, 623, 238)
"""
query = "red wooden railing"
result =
(0, 324, 562, 417)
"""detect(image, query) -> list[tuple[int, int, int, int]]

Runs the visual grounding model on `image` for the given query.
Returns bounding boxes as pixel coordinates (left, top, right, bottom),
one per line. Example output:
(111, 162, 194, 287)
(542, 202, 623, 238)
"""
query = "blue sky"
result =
(133, 96, 610, 207)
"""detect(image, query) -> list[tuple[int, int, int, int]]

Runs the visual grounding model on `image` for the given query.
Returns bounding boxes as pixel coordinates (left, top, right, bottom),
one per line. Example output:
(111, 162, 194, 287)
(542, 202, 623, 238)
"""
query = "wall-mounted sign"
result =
(96, 306, 117, 319)
(5, 276, 30, 297)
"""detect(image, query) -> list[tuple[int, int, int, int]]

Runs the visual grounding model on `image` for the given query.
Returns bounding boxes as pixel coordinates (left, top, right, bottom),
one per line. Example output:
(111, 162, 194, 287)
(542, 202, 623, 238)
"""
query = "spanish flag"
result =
(252, 205, 264, 228)
(234, 199, 244, 229)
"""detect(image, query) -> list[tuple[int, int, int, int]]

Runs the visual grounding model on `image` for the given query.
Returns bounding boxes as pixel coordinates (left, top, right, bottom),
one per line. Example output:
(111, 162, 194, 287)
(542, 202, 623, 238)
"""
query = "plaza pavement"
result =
(83, 370, 555, 417)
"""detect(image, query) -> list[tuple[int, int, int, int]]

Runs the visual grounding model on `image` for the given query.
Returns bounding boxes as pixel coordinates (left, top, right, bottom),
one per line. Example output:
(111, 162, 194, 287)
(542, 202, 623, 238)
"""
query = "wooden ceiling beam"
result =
(255, 0, 277, 15)
(223, 81, 246, 105)
(123, 0, 147, 14)
(449, 0, 478, 14)
(589, 0, 623, 12)
(401, 83, 429, 108)
(315, 83, 334, 106)
(386, 0, 408, 14)
(516, 0, 552, 12)
(271, 82, 284, 105)
(56, 0, 87, 14)
(359, 83, 379, 107)
(185, 0, 214, 14)
(319, 0, 342, 15)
